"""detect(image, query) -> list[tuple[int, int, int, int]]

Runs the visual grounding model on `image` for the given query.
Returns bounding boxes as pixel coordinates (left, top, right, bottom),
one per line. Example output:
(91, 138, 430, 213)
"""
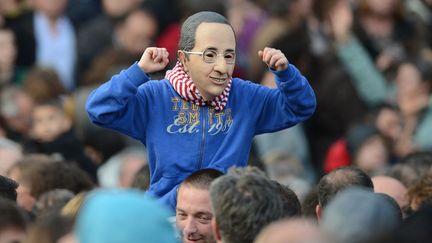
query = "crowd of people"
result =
(1, 0, 432, 242)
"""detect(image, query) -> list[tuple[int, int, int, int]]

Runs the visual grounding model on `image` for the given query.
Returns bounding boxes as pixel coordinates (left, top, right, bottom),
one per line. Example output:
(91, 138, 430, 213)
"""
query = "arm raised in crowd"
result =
(85, 47, 169, 140)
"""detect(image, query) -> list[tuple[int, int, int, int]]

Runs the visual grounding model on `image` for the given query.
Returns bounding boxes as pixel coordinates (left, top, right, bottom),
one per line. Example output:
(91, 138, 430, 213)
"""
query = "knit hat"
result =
(76, 189, 179, 243)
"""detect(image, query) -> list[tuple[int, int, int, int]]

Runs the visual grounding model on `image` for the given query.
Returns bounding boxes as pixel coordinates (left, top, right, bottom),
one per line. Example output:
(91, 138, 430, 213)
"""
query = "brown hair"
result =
(23, 67, 67, 102)
(408, 174, 432, 211)
(9, 155, 94, 199)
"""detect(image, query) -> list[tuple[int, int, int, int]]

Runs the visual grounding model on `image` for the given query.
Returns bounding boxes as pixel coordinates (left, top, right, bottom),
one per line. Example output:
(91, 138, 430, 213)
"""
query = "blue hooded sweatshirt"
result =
(86, 63, 316, 211)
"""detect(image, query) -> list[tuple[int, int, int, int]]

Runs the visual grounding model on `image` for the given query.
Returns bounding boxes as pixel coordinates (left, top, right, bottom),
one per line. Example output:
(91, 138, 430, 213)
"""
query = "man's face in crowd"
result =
(176, 185, 216, 243)
(181, 22, 236, 101)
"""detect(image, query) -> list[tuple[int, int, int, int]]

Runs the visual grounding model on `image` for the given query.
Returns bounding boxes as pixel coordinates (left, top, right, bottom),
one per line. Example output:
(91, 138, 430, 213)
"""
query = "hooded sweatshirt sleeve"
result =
(254, 64, 316, 134)
(86, 63, 151, 140)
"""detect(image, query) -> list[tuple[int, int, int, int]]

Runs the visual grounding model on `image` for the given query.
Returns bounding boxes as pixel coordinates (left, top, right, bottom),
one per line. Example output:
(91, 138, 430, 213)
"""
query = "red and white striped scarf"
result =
(165, 61, 231, 111)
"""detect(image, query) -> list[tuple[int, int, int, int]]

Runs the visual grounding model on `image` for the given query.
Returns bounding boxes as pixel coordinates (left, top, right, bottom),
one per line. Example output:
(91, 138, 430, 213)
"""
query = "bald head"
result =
(372, 176, 408, 210)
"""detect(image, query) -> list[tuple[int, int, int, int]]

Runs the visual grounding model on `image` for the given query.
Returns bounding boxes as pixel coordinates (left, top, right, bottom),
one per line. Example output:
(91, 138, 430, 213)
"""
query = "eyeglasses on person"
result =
(181, 49, 236, 64)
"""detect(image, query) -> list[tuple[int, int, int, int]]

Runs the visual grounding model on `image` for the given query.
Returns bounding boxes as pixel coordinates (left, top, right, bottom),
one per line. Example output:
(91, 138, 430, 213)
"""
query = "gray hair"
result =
(179, 11, 233, 52)
(209, 167, 292, 243)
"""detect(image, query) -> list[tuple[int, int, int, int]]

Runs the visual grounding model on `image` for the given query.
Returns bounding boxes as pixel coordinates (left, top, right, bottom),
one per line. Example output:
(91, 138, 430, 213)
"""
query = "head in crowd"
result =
(386, 163, 419, 188)
(0, 175, 18, 201)
(7, 155, 94, 212)
(322, 187, 402, 243)
(272, 181, 302, 217)
(24, 212, 74, 243)
(76, 189, 178, 243)
(371, 103, 401, 143)
(346, 124, 389, 175)
(22, 67, 67, 103)
(176, 168, 223, 243)
(408, 174, 432, 213)
(372, 175, 408, 215)
(7, 155, 52, 212)
(398, 151, 432, 186)
(209, 167, 294, 243)
(0, 138, 22, 176)
(30, 99, 72, 143)
(0, 198, 28, 243)
(395, 57, 432, 120)
(316, 166, 374, 220)
(0, 86, 35, 138)
(357, 0, 409, 72)
(115, 9, 158, 56)
(177, 11, 236, 101)
(254, 218, 328, 243)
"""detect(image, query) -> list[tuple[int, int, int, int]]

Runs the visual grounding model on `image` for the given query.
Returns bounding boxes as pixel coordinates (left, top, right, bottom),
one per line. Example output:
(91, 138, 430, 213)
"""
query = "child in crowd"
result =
(22, 99, 96, 181)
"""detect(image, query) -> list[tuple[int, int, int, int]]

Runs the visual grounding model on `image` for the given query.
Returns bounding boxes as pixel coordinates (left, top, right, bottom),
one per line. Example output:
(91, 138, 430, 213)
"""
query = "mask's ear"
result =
(177, 50, 189, 72)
